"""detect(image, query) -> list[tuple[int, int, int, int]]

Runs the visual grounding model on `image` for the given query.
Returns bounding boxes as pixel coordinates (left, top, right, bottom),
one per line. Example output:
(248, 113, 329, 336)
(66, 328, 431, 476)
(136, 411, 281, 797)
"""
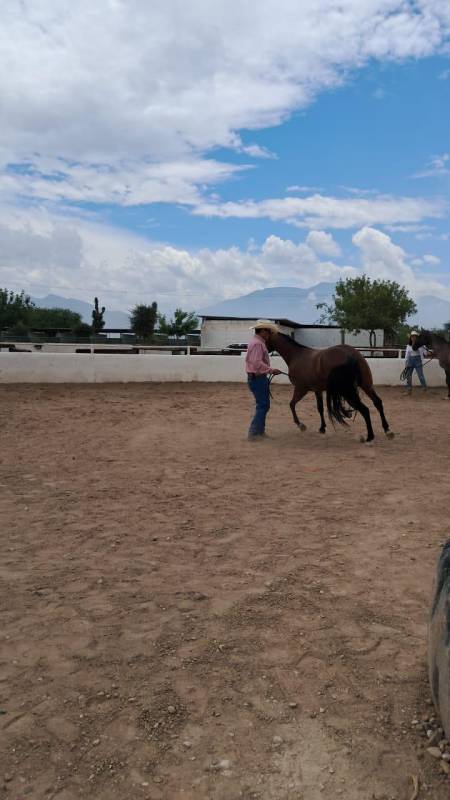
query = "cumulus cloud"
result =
(0, 207, 356, 310)
(193, 193, 445, 229)
(352, 226, 450, 297)
(1, 2, 450, 302)
(1, 2, 450, 207)
(1, 208, 448, 311)
(306, 230, 342, 257)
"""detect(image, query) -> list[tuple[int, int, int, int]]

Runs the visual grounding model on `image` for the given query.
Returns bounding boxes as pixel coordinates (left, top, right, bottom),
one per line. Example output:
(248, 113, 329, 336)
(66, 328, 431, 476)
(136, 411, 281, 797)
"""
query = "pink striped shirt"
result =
(245, 334, 271, 375)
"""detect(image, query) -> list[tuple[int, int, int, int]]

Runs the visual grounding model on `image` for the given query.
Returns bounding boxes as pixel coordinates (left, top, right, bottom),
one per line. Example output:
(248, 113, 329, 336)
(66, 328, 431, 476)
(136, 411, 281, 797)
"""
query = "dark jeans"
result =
(405, 355, 426, 388)
(248, 375, 270, 436)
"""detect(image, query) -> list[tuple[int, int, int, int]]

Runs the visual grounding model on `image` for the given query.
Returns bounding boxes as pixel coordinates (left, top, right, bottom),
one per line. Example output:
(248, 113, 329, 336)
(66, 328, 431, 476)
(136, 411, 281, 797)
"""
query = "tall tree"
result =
(92, 297, 106, 333)
(30, 307, 82, 329)
(0, 289, 33, 330)
(317, 276, 417, 346)
(129, 302, 158, 339)
(158, 308, 199, 339)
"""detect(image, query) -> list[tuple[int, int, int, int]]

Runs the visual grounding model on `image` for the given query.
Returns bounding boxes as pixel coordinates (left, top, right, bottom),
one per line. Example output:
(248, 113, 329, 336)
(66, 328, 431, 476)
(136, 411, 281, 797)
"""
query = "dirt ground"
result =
(1, 382, 449, 800)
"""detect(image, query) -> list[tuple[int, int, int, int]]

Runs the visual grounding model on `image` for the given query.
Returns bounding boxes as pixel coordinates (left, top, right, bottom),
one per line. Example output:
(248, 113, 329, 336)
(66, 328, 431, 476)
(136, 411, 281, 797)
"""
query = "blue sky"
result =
(0, 2, 450, 312)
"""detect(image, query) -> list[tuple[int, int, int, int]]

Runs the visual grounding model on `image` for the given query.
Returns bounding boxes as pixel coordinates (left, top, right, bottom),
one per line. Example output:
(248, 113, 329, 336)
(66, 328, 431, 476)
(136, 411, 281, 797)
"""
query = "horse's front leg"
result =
(289, 387, 307, 431)
(315, 391, 326, 434)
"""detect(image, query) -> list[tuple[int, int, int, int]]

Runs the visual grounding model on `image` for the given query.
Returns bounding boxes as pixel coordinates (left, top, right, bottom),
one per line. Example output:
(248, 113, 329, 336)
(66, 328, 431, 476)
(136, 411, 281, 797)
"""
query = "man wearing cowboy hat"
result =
(404, 330, 429, 394)
(245, 320, 282, 439)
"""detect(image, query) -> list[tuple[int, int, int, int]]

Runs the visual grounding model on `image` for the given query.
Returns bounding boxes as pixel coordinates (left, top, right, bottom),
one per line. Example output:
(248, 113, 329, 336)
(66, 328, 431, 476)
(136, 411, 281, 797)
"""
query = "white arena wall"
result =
(0, 352, 446, 386)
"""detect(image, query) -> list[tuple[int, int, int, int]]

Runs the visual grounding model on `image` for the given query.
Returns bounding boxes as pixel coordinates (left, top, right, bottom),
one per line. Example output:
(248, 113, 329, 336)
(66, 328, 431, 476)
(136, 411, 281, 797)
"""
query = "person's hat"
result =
(410, 330, 419, 337)
(251, 319, 279, 333)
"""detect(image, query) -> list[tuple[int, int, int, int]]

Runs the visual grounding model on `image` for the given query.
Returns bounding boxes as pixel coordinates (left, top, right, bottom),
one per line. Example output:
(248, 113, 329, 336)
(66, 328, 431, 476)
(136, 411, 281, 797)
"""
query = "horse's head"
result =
(266, 331, 279, 352)
(253, 321, 279, 352)
(416, 329, 432, 348)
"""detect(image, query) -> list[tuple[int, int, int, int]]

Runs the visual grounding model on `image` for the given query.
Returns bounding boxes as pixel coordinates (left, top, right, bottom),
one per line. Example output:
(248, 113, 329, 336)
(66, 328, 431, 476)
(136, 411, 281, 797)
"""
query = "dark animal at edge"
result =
(267, 332, 394, 443)
(429, 538, 450, 739)
(417, 329, 450, 399)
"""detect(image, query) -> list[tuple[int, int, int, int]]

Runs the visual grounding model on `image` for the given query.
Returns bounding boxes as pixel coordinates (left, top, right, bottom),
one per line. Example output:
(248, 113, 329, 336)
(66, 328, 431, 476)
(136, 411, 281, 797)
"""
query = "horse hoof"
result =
(364, 440, 374, 447)
(385, 431, 395, 439)
(298, 423, 307, 432)
(319, 428, 326, 434)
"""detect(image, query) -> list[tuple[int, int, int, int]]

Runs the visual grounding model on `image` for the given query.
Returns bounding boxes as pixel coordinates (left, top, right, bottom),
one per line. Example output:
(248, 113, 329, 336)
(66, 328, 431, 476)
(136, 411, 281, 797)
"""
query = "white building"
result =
(200, 317, 299, 349)
(200, 316, 384, 350)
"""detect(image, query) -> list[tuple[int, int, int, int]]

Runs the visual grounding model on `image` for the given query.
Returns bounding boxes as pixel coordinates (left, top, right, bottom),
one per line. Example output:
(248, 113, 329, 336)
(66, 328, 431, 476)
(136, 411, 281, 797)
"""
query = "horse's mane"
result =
(422, 329, 450, 346)
(277, 332, 305, 348)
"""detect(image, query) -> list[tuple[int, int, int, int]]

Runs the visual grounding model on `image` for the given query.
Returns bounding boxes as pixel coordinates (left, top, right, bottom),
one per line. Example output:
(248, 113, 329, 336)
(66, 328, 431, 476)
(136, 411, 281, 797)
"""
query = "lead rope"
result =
(268, 370, 290, 400)
(400, 358, 433, 382)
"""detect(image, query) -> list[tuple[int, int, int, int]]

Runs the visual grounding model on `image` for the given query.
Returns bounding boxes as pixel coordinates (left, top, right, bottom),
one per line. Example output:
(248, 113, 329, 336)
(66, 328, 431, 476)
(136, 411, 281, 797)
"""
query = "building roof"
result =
(200, 315, 341, 330)
(201, 315, 304, 329)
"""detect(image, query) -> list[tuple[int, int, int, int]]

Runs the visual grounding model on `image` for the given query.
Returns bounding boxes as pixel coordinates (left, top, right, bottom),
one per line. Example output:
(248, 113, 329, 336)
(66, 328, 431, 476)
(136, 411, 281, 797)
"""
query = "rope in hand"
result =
(400, 358, 433, 382)
(268, 370, 290, 399)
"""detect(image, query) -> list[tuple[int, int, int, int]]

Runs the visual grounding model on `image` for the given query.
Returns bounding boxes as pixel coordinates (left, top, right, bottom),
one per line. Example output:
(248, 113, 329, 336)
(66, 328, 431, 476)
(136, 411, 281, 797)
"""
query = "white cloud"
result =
(0, 206, 356, 310)
(383, 223, 431, 233)
(192, 193, 445, 229)
(306, 230, 342, 257)
(414, 153, 450, 178)
(410, 253, 440, 266)
(0, 157, 247, 207)
(352, 226, 450, 298)
(1, 2, 450, 207)
(239, 144, 277, 159)
(2, 208, 449, 313)
(287, 185, 323, 193)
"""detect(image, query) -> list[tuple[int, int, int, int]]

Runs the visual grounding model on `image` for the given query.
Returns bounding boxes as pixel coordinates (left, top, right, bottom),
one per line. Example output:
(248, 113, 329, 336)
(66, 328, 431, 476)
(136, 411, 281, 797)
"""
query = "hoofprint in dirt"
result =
(0, 383, 449, 800)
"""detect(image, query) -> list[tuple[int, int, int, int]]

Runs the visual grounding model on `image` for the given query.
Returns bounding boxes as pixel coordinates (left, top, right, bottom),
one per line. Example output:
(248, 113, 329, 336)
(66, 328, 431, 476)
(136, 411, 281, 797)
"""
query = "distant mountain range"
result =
(31, 285, 450, 330)
(200, 284, 450, 329)
(31, 294, 130, 327)
(199, 283, 336, 322)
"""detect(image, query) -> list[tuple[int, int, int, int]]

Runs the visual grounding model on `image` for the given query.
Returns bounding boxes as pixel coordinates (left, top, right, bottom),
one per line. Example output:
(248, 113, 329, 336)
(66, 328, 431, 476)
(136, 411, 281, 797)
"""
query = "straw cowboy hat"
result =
(251, 319, 279, 333)
(410, 330, 419, 337)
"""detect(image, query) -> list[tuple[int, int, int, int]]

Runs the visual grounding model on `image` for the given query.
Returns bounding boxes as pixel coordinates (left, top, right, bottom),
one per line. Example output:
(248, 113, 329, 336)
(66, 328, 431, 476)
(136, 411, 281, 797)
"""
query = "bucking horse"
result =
(267, 332, 394, 444)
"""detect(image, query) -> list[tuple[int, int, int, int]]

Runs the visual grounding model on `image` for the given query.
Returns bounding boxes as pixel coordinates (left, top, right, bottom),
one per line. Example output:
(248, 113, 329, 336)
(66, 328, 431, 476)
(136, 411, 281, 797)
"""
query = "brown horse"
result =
(417, 330, 450, 399)
(267, 332, 394, 443)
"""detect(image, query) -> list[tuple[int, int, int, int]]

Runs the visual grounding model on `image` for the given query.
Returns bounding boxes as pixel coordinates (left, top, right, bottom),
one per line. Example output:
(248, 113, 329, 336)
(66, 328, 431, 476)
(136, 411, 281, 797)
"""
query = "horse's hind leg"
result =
(290, 388, 307, 431)
(366, 387, 394, 439)
(315, 391, 326, 433)
(342, 384, 374, 443)
(353, 397, 375, 443)
(445, 370, 450, 399)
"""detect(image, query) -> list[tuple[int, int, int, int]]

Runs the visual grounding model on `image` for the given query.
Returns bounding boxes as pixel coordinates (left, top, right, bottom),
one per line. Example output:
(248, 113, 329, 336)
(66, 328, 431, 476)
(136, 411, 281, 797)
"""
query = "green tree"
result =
(0, 289, 33, 330)
(29, 307, 82, 329)
(317, 276, 417, 346)
(129, 302, 158, 339)
(72, 322, 93, 338)
(157, 308, 199, 339)
(92, 297, 106, 334)
(8, 320, 31, 339)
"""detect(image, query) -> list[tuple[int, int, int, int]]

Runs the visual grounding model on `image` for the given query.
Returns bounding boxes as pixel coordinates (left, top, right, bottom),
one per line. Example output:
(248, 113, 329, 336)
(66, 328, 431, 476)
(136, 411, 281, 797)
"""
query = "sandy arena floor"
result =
(1, 382, 449, 800)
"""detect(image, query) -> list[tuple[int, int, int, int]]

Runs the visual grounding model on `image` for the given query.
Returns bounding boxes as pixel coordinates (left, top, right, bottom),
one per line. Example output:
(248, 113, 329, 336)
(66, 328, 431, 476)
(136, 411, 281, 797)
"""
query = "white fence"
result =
(0, 352, 446, 386)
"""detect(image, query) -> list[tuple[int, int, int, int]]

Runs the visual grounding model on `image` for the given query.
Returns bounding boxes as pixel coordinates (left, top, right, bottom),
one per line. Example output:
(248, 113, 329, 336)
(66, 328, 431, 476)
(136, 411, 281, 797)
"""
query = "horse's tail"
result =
(326, 356, 361, 426)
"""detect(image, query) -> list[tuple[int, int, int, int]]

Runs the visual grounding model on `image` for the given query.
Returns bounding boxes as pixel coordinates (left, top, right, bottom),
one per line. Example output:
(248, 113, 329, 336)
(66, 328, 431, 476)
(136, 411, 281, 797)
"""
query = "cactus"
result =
(92, 297, 106, 334)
